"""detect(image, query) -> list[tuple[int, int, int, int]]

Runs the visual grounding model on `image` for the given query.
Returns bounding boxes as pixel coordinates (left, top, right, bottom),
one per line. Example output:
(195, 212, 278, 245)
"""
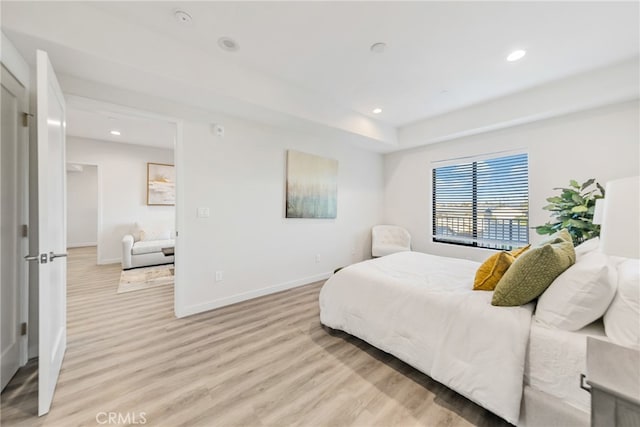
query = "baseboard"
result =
(67, 242, 97, 248)
(98, 257, 121, 265)
(176, 272, 331, 318)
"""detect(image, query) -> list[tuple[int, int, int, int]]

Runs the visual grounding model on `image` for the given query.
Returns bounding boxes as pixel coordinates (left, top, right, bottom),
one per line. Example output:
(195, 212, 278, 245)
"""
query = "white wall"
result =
(384, 100, 640, 262)
(66, 137, 174, 264)
(177, 118, 384, 316)
(55, 75, 385, 317)
(66, 165, 98, 247)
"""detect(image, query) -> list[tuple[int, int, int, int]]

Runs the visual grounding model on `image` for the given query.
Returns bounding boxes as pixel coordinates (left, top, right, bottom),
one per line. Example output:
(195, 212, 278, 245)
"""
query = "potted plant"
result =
(536, 178, 605, 246)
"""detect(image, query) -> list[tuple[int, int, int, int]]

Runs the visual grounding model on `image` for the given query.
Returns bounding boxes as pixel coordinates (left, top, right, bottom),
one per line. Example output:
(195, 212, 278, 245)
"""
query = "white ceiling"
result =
(66, 106, 176, 150)
(2, 1, 639, 148)
(89, 1, 640, 126)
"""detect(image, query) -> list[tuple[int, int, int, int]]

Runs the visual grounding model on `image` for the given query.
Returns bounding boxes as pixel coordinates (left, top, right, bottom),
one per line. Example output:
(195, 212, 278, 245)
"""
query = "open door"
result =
(1, 65, 28, 391)
(33, 49, 67, 416)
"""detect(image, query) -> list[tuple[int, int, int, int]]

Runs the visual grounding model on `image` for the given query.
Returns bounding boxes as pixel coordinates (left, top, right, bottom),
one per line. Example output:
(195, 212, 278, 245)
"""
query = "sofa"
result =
(122, 222, 175, 270)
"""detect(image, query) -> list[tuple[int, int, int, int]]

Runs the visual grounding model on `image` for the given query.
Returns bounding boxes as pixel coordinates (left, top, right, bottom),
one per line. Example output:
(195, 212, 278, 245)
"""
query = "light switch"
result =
(197, 207, 210, 218)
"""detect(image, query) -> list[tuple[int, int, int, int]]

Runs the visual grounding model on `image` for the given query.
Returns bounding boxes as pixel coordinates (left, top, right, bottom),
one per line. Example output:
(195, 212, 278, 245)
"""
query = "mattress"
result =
(525, 318, 607, 412)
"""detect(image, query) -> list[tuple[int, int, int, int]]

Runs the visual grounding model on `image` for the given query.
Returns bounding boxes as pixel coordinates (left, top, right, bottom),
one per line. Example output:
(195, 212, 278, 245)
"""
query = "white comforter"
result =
(319, 251, 534, 424)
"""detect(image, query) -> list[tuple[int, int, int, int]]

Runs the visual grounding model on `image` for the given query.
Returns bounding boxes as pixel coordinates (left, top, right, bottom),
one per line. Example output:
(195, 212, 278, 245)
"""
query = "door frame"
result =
(1, 33, 31, 366)
(64, 95, 184, 317)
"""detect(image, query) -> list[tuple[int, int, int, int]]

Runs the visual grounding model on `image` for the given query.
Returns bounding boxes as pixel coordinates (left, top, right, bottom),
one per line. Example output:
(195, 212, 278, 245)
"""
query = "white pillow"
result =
(138, 223, 171, 242)
(574, 237, 600, 259)
(604, 259, 640, 349)
(535, 250, 616, 331)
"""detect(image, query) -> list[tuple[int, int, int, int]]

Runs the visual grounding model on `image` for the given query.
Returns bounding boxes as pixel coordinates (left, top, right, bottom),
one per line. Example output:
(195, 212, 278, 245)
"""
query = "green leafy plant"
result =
(536, 178, 605, 246)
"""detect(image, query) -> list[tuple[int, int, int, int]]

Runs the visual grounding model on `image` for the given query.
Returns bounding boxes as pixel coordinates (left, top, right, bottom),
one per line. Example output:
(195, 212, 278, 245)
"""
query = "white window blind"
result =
(432, 152, 529, 249)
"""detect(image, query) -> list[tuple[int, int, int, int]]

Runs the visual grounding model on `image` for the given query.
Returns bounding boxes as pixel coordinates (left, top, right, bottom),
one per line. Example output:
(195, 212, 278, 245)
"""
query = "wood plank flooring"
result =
(1, 246, 508, 426)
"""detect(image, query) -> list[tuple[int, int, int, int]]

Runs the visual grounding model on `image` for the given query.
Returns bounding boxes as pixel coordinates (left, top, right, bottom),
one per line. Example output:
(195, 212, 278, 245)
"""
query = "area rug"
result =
(118, 265, 174, 294)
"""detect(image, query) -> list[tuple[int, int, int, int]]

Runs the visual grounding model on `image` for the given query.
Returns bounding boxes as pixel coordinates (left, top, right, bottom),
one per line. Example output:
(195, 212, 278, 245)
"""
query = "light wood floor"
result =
(1, 247, 508, 427)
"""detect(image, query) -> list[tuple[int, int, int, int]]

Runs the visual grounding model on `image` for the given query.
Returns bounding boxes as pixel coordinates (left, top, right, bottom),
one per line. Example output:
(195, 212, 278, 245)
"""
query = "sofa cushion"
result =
(140, 227, 171, 242)
(132, 239, 175, 255)
(133, 221, 174, 242)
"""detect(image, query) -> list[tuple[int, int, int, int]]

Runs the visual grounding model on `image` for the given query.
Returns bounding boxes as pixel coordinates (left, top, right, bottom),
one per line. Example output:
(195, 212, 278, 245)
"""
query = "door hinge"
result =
(20, 322, 27, 336)
(21, 224, 28, 238)
(22, 112, 33, 127)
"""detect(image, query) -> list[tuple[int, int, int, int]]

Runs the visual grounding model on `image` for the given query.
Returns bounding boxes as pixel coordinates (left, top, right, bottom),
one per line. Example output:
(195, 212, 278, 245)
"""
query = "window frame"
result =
(431, 151, 529, 251)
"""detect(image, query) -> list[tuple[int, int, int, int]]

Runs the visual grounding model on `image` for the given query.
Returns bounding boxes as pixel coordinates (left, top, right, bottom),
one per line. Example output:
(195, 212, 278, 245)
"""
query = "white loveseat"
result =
(122, 222, 175, 270)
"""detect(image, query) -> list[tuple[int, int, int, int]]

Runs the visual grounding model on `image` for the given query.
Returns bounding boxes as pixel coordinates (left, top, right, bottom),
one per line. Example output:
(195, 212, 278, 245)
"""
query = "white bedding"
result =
(319, 251, 534, 424)
(526, 318, 607, 412)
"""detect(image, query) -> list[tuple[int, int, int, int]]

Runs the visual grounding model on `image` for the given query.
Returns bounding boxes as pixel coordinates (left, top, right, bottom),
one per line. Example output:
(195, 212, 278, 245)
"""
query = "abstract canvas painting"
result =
(286, 150, 338, 218)
(147, 163, 175, 206)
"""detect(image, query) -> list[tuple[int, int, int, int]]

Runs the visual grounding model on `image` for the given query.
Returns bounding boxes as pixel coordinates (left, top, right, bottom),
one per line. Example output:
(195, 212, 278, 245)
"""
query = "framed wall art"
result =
(286, 150, 337, 218)
(147, 162, 175, 206)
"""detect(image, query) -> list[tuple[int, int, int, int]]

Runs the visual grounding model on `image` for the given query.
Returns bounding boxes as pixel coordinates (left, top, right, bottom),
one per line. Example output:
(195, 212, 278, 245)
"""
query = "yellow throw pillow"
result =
(474, 252, 515, 291)
(473, 244, 531, 291)
(510, 244, 531, 258)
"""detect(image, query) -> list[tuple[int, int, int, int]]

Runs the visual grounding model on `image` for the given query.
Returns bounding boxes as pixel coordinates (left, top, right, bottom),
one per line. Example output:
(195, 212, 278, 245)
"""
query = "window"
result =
(432, 152, 528, 250)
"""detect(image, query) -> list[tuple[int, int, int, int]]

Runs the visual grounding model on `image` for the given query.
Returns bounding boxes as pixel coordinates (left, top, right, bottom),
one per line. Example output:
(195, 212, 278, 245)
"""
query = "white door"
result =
(1, 65, 27, 391)
(35, 50, 67, 416)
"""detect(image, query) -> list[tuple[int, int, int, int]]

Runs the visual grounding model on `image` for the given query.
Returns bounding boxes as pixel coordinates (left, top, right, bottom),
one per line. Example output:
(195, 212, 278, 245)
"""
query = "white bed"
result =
(517, 319, 608, 427)
(319, 251, 534, 424)
(526, 318, 606, 413)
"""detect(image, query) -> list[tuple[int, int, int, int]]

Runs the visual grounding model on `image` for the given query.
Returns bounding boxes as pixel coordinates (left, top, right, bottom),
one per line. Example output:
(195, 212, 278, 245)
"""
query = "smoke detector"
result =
(174, 10, 193, 25)
(370, 42, 387, 54)
(218, 37, 239, 52)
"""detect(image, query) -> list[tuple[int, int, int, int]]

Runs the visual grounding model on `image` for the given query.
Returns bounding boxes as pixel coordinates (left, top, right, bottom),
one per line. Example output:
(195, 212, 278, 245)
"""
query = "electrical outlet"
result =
(215, 271, 223, 282)
(315, 254, 321, 263)
(197, 207, 210, 218)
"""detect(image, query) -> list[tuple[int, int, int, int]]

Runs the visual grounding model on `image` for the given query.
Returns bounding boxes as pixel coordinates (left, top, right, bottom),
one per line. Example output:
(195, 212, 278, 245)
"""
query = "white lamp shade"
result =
(593, 198, 605, 225)
(600, 176, 640, 259)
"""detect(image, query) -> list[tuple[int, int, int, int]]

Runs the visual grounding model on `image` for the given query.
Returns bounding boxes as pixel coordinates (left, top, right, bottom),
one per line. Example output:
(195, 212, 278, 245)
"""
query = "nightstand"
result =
(586, 337, 640, 427)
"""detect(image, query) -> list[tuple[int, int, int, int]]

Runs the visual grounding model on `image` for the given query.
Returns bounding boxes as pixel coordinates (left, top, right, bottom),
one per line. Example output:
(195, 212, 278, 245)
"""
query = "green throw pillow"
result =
(540, 228, 572, 245)
(492, 239, 575, 307)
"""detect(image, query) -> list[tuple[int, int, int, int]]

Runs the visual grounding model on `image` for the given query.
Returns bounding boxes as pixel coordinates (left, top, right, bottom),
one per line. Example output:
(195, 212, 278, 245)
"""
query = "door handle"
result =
(49, 252, 67, 262)
(25, 254, 48, 264)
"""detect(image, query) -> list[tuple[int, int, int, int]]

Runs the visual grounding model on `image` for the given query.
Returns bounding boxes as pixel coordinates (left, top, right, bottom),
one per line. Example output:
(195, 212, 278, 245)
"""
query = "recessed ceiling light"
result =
(174, 10, 193, 25)
(110, 130, 121, 136)
(218, 37, 239, 52)
(372, 108, 383, 114)
(507, 49, 526, 62)
(370, 42, 387, 54)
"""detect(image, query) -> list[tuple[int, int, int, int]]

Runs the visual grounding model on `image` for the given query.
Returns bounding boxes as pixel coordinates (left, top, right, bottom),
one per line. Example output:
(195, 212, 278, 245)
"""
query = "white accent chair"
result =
(122, 222, 175, 270)
(371, 225, 412, 257)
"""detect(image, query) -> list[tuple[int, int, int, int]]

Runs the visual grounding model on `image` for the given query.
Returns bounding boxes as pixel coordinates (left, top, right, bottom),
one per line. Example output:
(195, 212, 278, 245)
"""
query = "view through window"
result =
(432, 152, 529, 250)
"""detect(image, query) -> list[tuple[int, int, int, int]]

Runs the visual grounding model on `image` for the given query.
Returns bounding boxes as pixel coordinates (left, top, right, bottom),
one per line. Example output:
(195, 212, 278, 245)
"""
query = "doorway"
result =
(66, 164, 98, 249)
